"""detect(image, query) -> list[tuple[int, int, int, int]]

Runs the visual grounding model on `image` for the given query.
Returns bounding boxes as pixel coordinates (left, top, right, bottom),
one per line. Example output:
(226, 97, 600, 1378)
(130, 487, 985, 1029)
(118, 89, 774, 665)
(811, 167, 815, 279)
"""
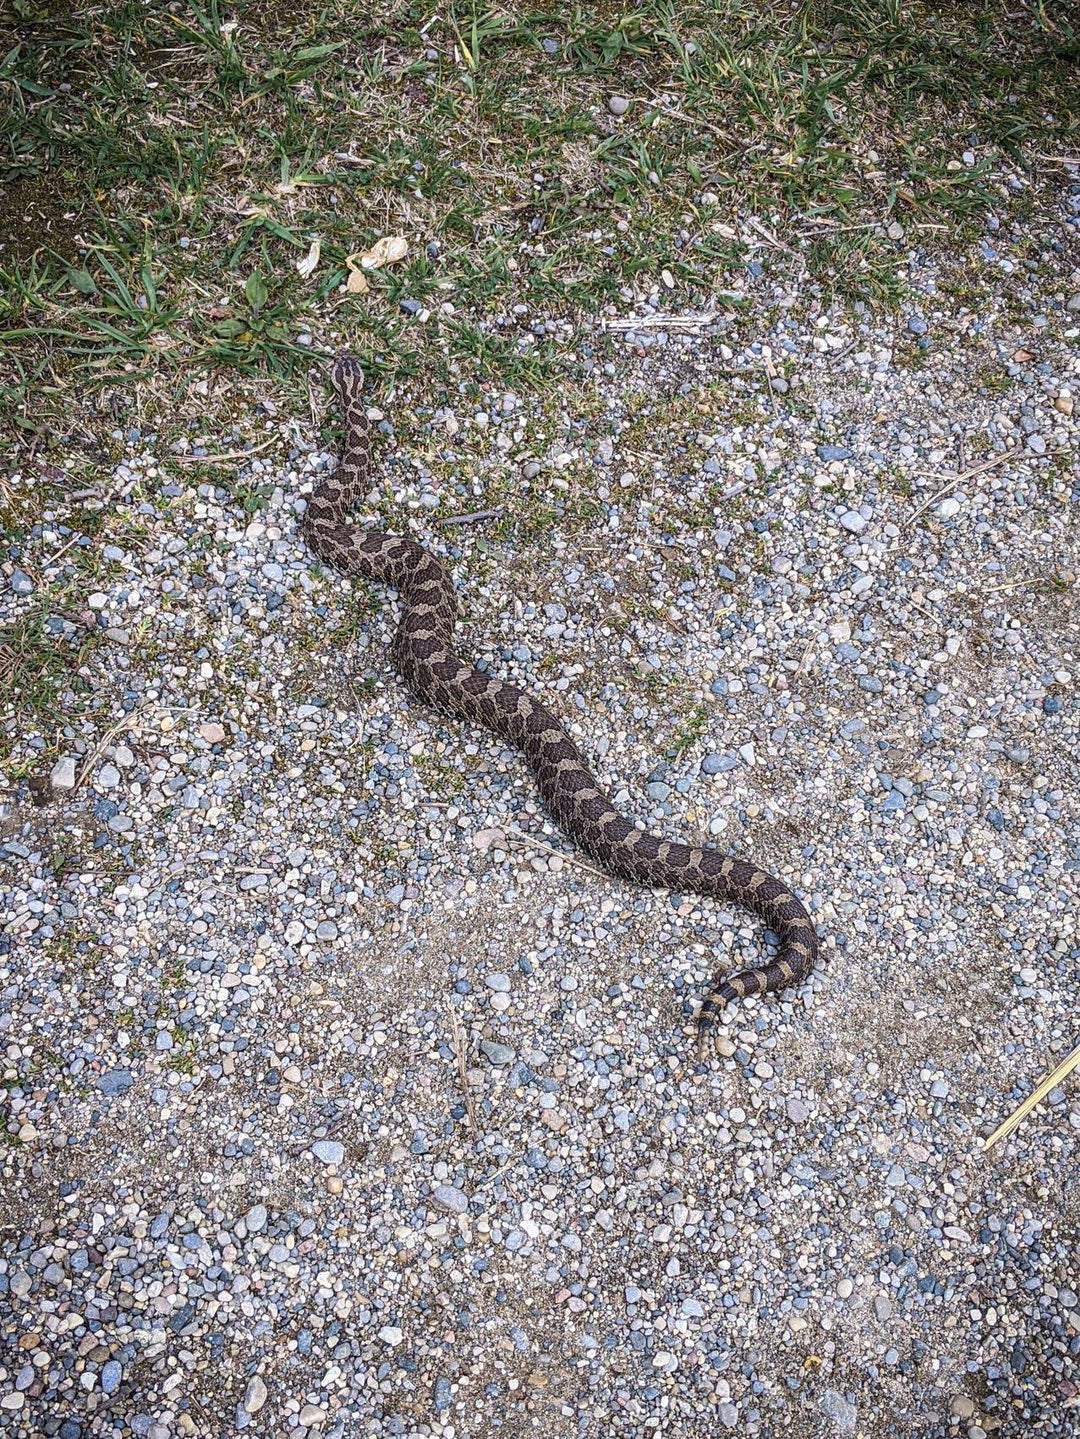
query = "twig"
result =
(41, 505, 117, 570)
(73, 704, 198, 793)
(503, 829, 610, 880)
(908, 450, 1015, 523)
(602, 311, 737, 333)
(650, 101, 736, 145)
(439, 506, 504, 527)
(983, 1038, 1080, 1150)
(172, 436, 279, 464)
(446, 1000, 477, 1137)
(981, 576, 1041, 595)
(744, 216, 802, 260)
(761, 356, 779, 419)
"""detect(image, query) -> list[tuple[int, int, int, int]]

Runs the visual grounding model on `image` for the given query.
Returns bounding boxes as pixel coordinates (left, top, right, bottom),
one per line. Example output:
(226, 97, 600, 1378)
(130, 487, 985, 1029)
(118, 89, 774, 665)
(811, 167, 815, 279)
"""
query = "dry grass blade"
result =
(172, 437, 279, 464)
(908, 450, 1016, 522)
(983, 1039, 1080, 1150)
(503, 829, 610, 880)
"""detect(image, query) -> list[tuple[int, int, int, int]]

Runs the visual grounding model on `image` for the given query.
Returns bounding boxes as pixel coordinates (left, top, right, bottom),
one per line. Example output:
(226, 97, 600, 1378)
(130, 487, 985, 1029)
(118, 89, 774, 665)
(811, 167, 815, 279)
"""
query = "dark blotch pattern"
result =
(300, 356, 820, 1057)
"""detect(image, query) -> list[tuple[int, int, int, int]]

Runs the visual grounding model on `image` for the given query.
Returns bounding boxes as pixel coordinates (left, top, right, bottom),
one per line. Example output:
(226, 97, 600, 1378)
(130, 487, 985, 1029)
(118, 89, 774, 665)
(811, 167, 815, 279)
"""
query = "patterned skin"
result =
(300, 356, 819, 1056)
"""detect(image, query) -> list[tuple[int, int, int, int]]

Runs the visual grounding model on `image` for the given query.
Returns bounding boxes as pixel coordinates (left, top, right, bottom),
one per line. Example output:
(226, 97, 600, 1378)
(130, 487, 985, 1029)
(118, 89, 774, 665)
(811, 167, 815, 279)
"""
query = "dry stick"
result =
(761, 356, 779, 420)
(744, 215, 802, 260)
(502, 829, 610, 880)
(647, 97, 737, 145)
(908, 450, 1015, 523)
(603, 312, 729, 332)
(172, 436, 279, 464)
(73, 704, 198, 794)
(983, 1038, 1080, 1150)
(446, 1000, 477, 1137)
(439, 506, 504, 526)
(981, 576, 1043, 595)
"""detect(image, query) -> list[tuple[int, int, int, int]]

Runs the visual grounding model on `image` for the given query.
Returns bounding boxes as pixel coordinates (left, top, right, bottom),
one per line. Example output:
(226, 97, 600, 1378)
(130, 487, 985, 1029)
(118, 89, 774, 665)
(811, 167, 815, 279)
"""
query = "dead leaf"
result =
(345, 267, 369, 294)
(1011, 347, 1036, 363)
(296, 238, 321, 279)
(355, 235, 408, 270)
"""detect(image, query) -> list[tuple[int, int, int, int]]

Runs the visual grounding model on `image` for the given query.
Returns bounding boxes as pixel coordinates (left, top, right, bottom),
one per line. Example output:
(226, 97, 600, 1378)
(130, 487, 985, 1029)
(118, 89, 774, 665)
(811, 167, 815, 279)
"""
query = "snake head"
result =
(332, 353, 365, 401)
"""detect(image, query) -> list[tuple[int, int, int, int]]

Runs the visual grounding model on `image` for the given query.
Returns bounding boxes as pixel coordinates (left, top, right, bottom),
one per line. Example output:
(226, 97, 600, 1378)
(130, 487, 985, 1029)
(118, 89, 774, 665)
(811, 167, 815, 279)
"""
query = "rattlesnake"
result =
(300, 357, 819, 1055)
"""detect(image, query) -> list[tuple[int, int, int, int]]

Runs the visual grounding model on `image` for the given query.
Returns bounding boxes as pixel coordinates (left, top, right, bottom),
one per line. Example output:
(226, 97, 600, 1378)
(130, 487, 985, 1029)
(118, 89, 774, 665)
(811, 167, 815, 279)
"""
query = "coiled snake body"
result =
(301, 357, 819, 1055)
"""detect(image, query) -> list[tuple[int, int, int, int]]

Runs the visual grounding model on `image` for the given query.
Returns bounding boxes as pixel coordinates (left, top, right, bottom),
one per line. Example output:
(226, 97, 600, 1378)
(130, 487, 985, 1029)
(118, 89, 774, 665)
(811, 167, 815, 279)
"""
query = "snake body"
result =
(300, 357, 819, 1054)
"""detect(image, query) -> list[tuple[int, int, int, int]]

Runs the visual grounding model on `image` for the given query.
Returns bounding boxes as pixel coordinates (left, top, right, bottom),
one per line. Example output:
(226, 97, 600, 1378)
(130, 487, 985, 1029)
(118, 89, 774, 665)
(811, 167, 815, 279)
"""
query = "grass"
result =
(0, 610, 99, 758)
(0, 0, 1076, 440)
(0, 1, 1075, 763)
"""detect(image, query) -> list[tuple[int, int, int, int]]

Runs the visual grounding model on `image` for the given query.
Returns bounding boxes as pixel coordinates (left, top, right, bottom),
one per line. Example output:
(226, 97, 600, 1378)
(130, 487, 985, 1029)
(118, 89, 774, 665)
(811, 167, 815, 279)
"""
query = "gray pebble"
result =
(432, 1184, 469, 1214)
(480, 1040, 515, 1066)
(245, 1204, 268, 1233)
(244, 1376, 268, 1414)
(50, 755, 78, 790)
(701, 753, 738, 774)
(312, 1140, 345, 1165)
(608, 95, 630, 116)
(819, 1389, 858, 1433)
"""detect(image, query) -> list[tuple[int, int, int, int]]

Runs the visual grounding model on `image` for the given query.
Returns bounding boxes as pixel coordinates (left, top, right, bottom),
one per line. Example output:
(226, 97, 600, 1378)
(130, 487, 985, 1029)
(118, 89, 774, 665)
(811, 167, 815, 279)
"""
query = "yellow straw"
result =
(983, 1038, 1080, 1150)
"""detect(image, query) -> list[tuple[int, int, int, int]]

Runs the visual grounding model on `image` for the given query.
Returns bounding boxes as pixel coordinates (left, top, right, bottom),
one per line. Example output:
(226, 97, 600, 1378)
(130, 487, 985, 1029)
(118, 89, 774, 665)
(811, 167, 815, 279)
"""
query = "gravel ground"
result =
(3, 225, 1079, 1438)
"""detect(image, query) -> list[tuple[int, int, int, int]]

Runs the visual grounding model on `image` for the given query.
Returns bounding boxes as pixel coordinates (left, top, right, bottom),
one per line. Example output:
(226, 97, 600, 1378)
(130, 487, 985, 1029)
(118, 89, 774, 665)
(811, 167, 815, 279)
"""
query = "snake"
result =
(300, 356, 819, 1055)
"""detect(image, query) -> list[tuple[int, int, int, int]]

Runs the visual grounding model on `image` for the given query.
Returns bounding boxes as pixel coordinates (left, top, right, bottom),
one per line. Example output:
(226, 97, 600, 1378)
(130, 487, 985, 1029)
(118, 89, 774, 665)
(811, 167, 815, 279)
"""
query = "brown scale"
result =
(301, 356, 820, 1057)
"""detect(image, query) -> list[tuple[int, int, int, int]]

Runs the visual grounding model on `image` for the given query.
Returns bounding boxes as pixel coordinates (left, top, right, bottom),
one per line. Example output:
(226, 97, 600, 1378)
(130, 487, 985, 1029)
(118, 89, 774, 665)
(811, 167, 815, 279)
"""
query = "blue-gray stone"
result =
(101, 1360, 122, 1394)
(312, 1140, 345, 1165)
(820, 1389, 857, 1432)
(480, 1040, 514, 1066)
(858, 675, 883, 693)
(10, 569, 33, 595)
(840, 719, 865, 738)
(98, 1069, 134, 1097)
(244, 1204, 268, 1233)
(907, 315, 928, 335)
(701, 753, 738, 775)
(645, 781, 671, 801)
(434, 1377, 453, 1412)
(817, 445, 853, 462)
